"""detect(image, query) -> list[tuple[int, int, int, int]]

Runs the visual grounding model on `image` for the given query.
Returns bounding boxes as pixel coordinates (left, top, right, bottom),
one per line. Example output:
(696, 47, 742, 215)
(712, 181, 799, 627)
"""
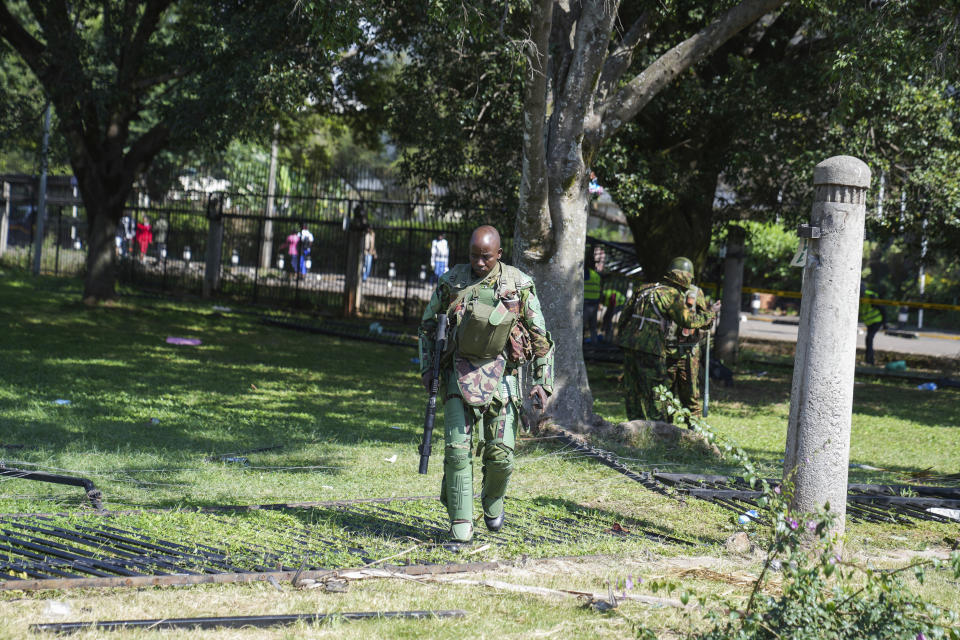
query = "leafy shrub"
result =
(650, 387, 960, 640)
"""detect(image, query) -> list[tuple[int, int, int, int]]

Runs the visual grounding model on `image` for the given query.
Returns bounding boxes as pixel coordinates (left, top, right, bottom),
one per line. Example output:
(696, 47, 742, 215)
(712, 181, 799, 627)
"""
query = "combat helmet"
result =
(667, 256, 694, 278)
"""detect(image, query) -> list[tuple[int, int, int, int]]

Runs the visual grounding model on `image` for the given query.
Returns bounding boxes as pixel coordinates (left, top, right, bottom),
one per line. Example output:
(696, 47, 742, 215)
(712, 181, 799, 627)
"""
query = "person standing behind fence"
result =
(859, 281, 885, 365)
(601, 287, 626, 342)
(154, 215, 168, 258)
(280, 229, 299, 273)
(583, 253, 602, 343)
(430, 232, 449, 283)
(297, 224, 314, 275)
(362, 222, 376, 281)
(116, 214, 134, 257)
(135, 216, 153, 259)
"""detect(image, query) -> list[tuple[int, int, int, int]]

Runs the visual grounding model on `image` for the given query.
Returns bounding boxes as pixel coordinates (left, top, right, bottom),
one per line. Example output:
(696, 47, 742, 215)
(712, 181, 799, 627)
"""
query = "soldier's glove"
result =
(421, 372, 433, 392)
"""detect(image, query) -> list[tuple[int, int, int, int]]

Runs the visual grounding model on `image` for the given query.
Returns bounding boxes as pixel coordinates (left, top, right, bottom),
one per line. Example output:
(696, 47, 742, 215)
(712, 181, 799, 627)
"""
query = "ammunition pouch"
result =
(457, 299, 517, 360)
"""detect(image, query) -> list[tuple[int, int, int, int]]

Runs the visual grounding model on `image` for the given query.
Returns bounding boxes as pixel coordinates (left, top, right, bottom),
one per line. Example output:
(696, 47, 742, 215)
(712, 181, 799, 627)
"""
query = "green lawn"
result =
(1, 270, 958, 638)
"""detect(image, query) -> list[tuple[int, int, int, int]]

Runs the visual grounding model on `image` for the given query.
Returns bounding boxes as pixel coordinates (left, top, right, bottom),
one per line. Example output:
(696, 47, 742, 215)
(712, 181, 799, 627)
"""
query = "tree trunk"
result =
(516, 183, 594, 429)
(83, 200, 120, 303)
(628, 170, 719, 278)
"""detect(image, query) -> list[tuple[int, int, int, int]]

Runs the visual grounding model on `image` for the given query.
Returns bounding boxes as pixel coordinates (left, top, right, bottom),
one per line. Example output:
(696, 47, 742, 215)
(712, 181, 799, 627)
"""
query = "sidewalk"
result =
(737, 315, 960, 360)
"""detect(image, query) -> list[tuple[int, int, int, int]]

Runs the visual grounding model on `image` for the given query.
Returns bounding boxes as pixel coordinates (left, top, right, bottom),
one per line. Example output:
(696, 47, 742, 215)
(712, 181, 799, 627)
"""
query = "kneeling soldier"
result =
(418, 225, 554, 543)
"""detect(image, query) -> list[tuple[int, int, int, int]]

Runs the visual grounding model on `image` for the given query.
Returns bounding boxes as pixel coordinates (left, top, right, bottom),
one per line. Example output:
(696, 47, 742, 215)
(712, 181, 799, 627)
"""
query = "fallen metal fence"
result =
(0, 496, 669, 590)
(550, 432, 960, 526)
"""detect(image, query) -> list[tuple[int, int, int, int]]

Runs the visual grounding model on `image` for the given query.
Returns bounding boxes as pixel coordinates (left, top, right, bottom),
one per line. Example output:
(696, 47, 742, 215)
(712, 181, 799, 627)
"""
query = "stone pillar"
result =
(0, 182, 10, 257)
(203, 195, 224, 298)
(715, 226, 746, 363)
(784, 156, 870, 542)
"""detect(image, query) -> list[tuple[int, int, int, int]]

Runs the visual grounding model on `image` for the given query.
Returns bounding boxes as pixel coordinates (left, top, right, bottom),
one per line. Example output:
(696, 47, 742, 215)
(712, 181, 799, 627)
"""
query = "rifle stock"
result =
(418, 314, 448, 474)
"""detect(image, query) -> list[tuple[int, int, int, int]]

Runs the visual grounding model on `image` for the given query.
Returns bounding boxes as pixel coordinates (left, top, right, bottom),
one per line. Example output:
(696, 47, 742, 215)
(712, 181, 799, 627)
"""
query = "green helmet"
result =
(668, 256, 694, 278)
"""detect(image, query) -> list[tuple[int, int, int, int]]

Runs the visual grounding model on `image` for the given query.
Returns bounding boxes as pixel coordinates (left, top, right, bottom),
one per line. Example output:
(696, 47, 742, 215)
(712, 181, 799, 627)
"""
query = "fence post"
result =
(402, 228, 413, 322)
(32, 104, 52, 276)
(0, 182, 9, 257)
(342, 201, 364, 316)
(715, 225, 746, 363)
(54, 208, 62, 275)
(784, 155, 870, 546)
(203, 194, 225, 298)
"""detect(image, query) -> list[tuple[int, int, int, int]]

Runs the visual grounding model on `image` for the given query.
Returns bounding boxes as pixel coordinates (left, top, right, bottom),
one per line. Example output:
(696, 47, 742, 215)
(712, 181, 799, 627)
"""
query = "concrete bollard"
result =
(784, 156, 870, 543)
(715, 226, 746, 364)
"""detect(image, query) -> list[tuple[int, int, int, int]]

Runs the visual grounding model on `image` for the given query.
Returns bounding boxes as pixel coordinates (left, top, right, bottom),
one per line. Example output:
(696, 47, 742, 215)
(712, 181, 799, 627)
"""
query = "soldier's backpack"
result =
(447, 265, 520, 361)
(616, 283, 677, 355)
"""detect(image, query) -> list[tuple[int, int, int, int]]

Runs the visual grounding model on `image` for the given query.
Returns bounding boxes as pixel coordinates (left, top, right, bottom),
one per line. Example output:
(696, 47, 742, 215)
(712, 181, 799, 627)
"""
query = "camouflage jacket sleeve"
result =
(417, 283, 449, 375)
(658, 286, 715, 330)
(518, 279, 555, 394)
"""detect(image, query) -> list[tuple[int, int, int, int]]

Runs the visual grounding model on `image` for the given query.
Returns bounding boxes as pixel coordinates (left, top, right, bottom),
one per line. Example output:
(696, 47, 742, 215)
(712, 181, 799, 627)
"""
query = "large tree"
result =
(512, 0, 787, 426)
(0, 0, 358, 302)
(393, 1, 959, 428)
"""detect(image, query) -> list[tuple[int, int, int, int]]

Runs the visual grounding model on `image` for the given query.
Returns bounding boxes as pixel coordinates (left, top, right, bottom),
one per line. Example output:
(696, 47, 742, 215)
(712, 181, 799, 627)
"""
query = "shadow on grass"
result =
(530, 496, 711, 547)
(0, 278, 427, 460)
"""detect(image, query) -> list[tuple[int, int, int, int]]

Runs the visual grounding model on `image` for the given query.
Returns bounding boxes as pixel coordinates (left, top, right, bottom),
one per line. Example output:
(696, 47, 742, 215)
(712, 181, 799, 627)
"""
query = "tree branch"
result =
(596, 10, 652, 106)
(119, 0, 174, 89)
(122, 122, 170, 186)
(601, 0, 788, 141)
(550, 0, 618, 168)
(742, 8, 783, 56)
(515, 0, 554, 262)
(0, 2, 46, 73)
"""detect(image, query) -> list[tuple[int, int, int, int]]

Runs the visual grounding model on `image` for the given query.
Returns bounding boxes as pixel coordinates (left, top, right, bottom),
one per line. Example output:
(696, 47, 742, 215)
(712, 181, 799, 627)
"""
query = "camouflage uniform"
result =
(616, 269, 715, 422)
(419, 262, 554, 541)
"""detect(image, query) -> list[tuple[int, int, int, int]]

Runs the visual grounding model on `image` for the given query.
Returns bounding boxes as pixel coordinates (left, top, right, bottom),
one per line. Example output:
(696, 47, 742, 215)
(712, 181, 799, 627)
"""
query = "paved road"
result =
(738, 316, 960, 359)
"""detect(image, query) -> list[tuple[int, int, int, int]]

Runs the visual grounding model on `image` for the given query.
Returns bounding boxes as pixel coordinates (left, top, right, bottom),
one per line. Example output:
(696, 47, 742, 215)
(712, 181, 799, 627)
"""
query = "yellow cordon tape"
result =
(701, 284, 960, 312)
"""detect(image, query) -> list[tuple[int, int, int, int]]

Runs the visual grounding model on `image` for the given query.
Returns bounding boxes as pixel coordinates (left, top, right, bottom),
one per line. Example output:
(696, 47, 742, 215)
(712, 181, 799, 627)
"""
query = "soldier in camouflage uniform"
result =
(419, 225, 554, 543)
(616, 257, 719, 422)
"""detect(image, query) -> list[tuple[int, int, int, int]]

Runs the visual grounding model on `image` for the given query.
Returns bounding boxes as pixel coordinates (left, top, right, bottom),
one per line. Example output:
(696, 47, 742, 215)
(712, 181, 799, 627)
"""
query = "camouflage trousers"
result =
(440, 373, 518, 540)
(667, 348, 702, 419)
(622, 348, 702, 422)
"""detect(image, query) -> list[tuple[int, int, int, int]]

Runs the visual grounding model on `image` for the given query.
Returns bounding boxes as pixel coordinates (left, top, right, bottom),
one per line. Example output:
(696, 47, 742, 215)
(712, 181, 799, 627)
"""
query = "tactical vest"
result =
(616, 283, 678, 355)
(447, 265, 520, 361)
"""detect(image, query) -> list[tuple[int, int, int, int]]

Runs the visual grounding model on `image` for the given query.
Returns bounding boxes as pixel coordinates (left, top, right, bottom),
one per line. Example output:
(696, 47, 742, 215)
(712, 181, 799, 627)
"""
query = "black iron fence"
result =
(118, 197, 489, 321)
(0, 177, 519, 320)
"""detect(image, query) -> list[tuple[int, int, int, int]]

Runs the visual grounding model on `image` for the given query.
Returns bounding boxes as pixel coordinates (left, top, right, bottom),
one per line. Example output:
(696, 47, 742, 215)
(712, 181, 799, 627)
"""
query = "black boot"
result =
(484, 512, 504, 532)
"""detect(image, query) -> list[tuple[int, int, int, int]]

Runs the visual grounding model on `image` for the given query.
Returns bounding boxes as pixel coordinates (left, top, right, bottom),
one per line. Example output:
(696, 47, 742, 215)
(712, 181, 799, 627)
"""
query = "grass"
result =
(1, 269, 959, 638)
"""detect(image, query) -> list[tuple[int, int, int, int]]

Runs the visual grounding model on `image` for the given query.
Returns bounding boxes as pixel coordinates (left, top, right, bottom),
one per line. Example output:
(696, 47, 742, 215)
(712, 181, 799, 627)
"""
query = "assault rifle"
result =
(418, 314, 449, 474)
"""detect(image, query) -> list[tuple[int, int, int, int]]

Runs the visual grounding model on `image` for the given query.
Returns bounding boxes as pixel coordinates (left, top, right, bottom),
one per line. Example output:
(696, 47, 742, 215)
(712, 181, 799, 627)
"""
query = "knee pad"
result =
(444, 443, 471, 470)
(483, 441, 514, 471)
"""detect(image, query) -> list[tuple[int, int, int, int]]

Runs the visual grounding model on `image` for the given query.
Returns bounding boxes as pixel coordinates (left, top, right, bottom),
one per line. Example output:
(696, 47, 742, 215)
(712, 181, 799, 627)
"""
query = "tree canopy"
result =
(0, 0, 362, 300)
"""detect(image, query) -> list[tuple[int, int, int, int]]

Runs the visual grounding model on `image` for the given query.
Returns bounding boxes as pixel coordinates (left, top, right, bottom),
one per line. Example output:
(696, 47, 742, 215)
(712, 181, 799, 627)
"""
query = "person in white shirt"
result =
(430, 232, 449, 283)
(297, 224, 314, 274)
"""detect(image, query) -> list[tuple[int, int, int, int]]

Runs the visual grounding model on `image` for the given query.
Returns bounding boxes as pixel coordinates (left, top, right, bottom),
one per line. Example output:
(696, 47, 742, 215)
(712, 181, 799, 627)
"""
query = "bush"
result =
(648, 387, 960, 640)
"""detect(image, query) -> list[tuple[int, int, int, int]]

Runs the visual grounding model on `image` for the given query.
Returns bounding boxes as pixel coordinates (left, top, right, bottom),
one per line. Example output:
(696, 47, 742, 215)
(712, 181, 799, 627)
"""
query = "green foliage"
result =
(653, 387, 960, 640)
(713, 221, 802, 291)
(387, 1, 527, 223)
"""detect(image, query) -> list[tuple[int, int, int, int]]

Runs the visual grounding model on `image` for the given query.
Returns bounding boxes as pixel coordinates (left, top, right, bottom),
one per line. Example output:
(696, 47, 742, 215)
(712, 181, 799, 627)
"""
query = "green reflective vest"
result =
(859, 289, 883, 326)
(584, 269, 602, 302)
